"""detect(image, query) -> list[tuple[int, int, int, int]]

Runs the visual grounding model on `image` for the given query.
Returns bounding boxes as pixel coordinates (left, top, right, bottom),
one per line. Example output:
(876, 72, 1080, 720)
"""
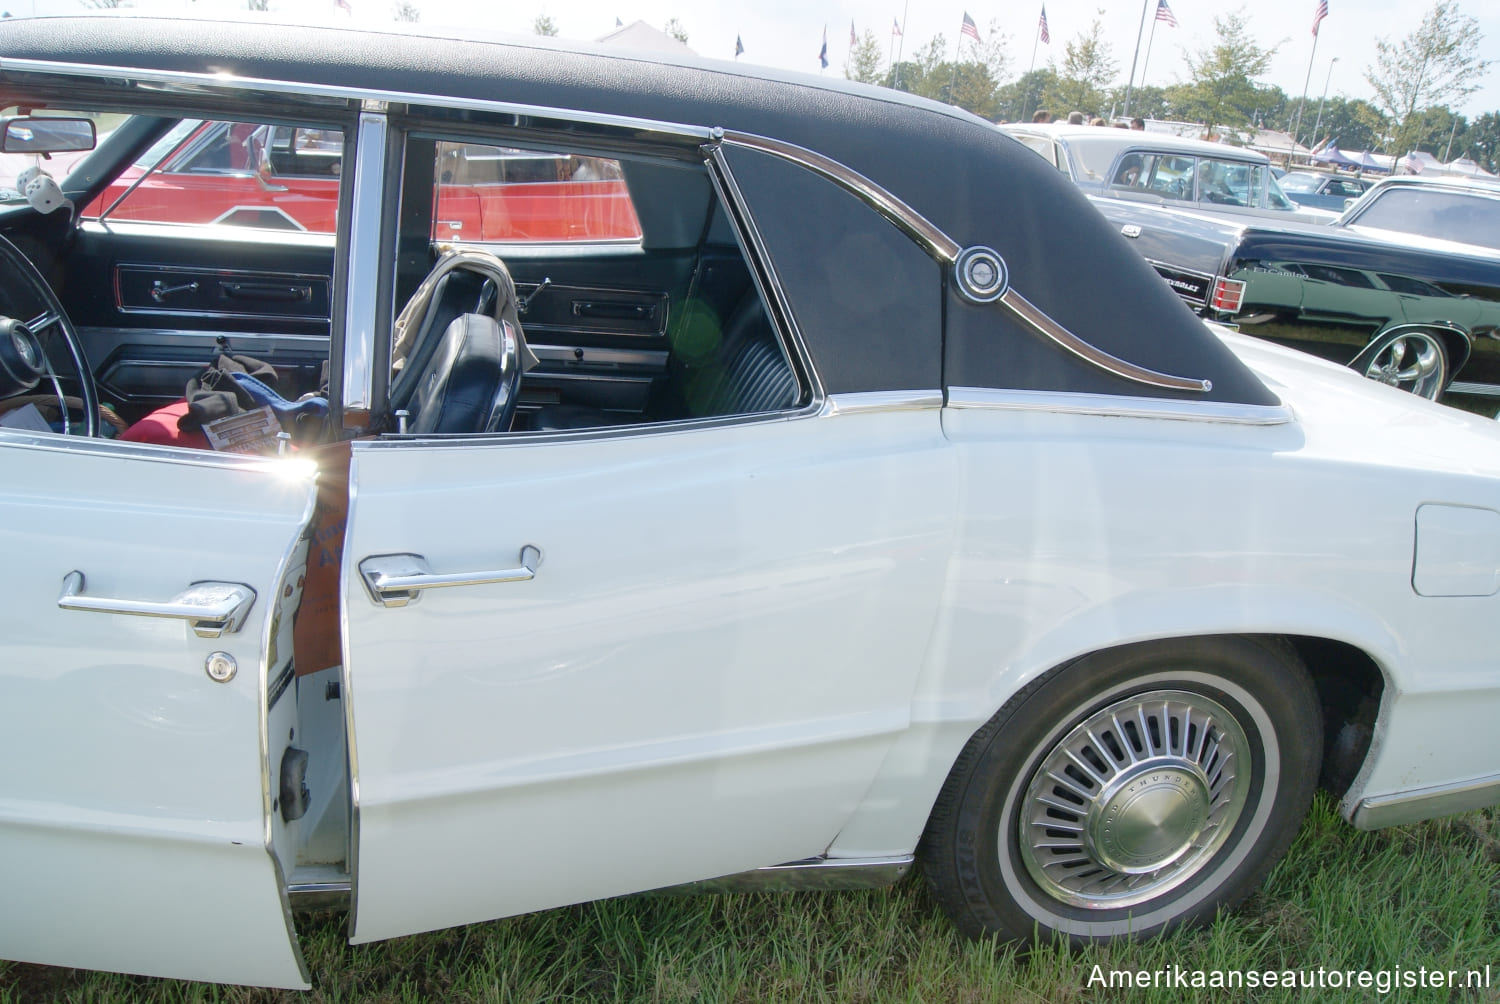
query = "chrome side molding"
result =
(648, 855, 913, 895)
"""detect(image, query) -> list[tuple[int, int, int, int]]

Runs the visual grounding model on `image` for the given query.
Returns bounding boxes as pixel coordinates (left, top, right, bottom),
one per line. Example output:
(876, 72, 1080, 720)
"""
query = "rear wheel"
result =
(1359, 328, 1448, 400)
(920, 636, 1320, 942)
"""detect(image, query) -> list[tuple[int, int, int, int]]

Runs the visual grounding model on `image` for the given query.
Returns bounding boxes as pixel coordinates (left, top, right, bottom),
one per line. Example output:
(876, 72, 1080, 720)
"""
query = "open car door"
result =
(0, 432, 318, 989)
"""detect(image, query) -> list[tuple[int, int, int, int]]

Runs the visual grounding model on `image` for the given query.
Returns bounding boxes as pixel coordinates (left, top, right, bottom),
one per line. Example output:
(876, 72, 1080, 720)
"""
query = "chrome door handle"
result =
(58, 571, 257, 639)
(358, 546, 542, 608)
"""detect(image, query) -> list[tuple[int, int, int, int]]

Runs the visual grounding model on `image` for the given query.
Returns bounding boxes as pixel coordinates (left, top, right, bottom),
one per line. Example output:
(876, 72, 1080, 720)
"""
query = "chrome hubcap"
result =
(1364, 333, 1445, 399)
(1016, 690, 1250, 909)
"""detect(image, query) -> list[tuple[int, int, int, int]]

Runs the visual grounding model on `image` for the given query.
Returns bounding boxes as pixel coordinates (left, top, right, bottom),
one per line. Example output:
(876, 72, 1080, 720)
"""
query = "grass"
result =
(4, 795, 1499, 1003)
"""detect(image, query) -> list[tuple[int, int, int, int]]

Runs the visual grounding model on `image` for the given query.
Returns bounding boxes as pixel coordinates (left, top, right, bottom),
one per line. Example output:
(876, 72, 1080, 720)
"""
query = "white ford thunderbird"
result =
(2, 14, 1498, 990)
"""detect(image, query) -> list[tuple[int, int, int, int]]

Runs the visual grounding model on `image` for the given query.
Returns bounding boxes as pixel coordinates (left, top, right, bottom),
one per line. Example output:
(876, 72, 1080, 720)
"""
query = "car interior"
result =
(0, 102, 810, 451)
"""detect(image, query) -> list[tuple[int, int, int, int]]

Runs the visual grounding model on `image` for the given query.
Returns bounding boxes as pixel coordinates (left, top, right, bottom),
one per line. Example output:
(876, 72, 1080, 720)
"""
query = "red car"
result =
(84, 120, 641, 242)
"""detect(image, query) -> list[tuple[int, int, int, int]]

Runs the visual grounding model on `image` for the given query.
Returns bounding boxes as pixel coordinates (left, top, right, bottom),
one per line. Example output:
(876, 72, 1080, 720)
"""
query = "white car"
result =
(3, 15, 1500, 990)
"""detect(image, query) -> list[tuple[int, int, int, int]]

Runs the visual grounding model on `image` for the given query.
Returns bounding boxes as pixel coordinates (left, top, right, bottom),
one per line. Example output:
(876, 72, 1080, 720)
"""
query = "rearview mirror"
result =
(0, 116, 97, 155)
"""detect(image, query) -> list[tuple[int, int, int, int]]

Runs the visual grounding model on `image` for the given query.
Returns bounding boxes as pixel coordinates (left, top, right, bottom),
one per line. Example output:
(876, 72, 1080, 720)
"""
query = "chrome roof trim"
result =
(0, 56, 716, 144)
(1000, 289, 1213, 394)
(721, 131, 961, 263)
(945, 386, 1294, 425)
(820, 391, 943, 417)
(0, 428, 323, 471)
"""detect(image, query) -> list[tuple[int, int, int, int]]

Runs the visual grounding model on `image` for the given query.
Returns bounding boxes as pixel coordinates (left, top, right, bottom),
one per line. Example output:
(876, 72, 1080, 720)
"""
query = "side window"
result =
(431, 142, 641, 243)
(85, 119, 344, 233)
(385, 128, 805, 436)
(1147, 155, 1196, 199)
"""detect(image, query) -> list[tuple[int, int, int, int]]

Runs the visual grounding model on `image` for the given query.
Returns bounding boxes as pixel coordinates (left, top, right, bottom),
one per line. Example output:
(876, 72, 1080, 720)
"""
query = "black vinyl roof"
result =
(0, 15, 1278, 406)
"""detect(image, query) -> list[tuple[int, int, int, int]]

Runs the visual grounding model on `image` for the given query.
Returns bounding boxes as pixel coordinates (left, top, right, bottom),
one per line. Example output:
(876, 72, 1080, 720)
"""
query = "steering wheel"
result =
(0, 233, 99, 437)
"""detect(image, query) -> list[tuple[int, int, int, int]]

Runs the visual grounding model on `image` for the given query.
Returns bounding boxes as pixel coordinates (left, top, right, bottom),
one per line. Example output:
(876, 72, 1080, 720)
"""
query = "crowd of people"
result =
(1018, 109, 1146, 129)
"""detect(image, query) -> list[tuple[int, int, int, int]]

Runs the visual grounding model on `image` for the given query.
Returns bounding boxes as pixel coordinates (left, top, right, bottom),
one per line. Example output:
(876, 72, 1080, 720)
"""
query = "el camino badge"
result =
(1120, 224, 1142, 238)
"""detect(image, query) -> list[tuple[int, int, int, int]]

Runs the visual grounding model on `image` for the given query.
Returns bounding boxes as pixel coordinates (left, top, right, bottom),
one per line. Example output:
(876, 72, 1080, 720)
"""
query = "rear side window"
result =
(430, 142, 642, 243)
(1349, 188, 1500, 251)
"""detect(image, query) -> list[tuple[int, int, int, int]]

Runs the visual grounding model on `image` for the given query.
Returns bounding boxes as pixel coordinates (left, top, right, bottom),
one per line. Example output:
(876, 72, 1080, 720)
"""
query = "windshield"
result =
(0, 108, 108, 203)
(1278, 173, 1322, 193)
(1348, 187, 1500, 251)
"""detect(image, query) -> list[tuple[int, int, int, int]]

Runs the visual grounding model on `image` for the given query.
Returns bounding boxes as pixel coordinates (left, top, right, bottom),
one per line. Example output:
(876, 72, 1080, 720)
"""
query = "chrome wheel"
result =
(1017, 690, 1250, 909)
(1362, 330, 1447, 400)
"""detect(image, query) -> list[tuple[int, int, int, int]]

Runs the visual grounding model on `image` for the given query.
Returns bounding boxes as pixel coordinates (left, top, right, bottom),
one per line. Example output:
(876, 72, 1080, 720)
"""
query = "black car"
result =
(1094, 174, 1500, 407)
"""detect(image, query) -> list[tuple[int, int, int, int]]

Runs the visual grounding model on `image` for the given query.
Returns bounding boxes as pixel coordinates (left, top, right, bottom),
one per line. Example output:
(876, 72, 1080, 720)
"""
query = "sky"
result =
(9, 0, 1500, 123)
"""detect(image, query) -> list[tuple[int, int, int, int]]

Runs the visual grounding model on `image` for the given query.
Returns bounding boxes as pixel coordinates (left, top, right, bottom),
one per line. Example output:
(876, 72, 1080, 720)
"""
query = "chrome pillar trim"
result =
(720, 131, 960, 262)
(819, 390, 944, 417)
(704, 144, 826, 411)
(287, 880, 354, 912)
(1352, 774, 1500, 830)
(57, 572, 257, 638)
(999, 289, 1212, 394)
(0, 58, 717, 145)
(341, 111, 387, 414)
(945, 387, 1295, 426)
(650, 855, 913, 895)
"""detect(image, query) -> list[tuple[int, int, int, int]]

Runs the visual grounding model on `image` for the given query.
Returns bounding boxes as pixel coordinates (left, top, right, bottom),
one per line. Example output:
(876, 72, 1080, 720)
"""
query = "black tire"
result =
(920, 635, 1320, 943)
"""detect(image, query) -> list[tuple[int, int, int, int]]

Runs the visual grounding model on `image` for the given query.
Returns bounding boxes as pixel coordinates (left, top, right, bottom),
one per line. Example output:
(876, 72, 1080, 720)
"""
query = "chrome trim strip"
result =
(652, 855, 913, 895)
(287, 880, 353, 912)
(945, 387, 1295, 425)
(1353, 774, 1500, 830)
(819, 390, 944, 417)
(721, 132, 960, 263)
(78, 219, 335, 250)
(1448, 381, 1500, 397)
(81, 326, 329, 348)
(0, 57, 715, 145)
(528, 344, 669, 368)
(341, 111, 387, 413)
(705, 146, 826, 412)
(999, 288, 1212, 393)
(339, 465, 364, 935)
(0, 427, 323, 470)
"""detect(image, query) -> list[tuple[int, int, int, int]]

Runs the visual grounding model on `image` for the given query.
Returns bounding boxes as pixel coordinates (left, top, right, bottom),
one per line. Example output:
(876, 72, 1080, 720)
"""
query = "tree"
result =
(995, 67, 1058, 122)
(885, 35, 947, 98)
(1045, 15, 1117, 118)
(1467, 111, 1500, 173)
(845, 29, 883, 85)
(247, 0, 269, 9)
(532, 14, 557, 36)
(1309, 96, 1389, 152)
(1402, 105, 1467, 158)
(664, 17, 688, 45)
(1177, 11, 1279, 139)
(392, 0, 418, 19)
(1365, 2, 1495, 155)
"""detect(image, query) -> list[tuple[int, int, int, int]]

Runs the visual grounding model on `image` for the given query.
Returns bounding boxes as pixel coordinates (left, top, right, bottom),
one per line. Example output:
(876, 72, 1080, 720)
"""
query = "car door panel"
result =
(0, 433, 318, 988)
(62, 222, 335, 412)
(342, 408, 954, 942)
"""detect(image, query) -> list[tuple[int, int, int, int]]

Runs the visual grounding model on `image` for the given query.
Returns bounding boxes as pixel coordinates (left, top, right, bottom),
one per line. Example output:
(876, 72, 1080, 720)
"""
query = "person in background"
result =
(1067, 111, 1086, 125)
(1130, 117, 1146, 130)
(1031, 109, 1051, 123)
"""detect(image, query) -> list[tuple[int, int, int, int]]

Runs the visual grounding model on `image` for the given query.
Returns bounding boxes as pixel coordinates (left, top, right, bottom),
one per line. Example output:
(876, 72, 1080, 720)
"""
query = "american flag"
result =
(1155, 0, 1177, 27)
(1312, 0, 1328, 35)
(961, 12, 980, 42)
(819, 25, 828, 68)
(891, 17, 902, 36)
(1038, 4, 1050, 44)
(850, 19, 856, 46)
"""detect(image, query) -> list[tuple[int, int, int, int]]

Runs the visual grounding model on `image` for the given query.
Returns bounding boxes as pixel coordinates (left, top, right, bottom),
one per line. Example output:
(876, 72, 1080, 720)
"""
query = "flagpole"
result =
(949, 30, 960, 102)
(1140, 12, 1160, 92)
(1122, 0, 1151, 118)
(894, 0, 909, 87)
(1292, 30, 1318, 146)
(1023, 20, 1040, 121)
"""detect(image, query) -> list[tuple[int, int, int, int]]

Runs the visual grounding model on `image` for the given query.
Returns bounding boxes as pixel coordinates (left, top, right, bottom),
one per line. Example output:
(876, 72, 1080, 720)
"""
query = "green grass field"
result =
(3, 795, 1498, 1003)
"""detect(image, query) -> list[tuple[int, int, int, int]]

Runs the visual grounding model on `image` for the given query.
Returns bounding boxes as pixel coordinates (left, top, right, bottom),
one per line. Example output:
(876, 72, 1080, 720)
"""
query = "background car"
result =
(5, 15, 1500, 992)
(1093, 173, 1500, 407)
(999, 123, 1320, 221)
(1278, 170, 1372, 211)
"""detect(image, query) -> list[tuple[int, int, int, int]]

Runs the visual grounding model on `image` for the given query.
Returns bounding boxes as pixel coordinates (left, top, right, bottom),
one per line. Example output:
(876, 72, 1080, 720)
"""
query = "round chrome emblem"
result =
(954, 246, 1008, 304)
